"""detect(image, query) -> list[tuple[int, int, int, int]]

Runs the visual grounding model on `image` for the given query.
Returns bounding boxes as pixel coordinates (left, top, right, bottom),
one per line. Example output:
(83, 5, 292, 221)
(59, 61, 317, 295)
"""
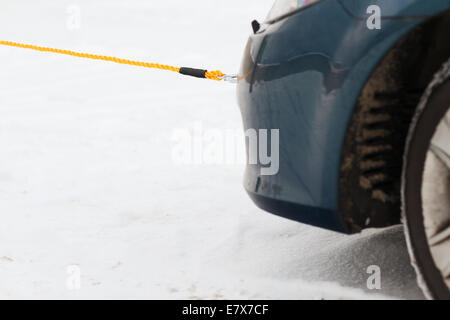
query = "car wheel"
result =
(402, 58, 450, 300)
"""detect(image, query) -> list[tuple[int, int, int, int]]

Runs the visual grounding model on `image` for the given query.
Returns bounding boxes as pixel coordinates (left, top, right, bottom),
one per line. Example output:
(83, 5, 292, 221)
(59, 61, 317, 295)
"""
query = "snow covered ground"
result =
(0, 0, 424, 299)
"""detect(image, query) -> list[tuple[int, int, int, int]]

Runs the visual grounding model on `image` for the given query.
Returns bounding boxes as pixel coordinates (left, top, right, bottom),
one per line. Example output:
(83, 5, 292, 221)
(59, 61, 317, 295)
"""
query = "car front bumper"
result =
(237, 0, 427, 232)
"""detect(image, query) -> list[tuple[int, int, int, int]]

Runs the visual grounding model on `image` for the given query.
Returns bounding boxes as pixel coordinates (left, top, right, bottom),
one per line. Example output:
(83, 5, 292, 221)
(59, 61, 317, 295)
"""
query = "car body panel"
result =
(237, 0, 450, 232)
(338, 0, 450, 18)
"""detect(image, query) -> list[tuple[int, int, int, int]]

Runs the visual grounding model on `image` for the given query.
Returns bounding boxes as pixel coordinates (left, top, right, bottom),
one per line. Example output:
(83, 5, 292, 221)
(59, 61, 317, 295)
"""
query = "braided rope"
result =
(0, 40, 224, 81)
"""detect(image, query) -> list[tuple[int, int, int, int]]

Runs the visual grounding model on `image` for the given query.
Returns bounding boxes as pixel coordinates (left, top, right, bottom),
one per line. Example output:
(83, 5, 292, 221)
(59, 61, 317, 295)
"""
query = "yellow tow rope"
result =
(0, 40, 233, 82)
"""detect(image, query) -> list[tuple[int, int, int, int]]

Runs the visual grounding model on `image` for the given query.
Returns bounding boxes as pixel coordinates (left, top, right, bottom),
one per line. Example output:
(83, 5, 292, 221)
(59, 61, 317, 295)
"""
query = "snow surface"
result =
(0, 0, 424, 299)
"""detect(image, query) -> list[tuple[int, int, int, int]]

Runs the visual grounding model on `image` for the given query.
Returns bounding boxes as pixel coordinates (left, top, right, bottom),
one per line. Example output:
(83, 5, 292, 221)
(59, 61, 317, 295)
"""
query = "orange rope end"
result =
(205, 70, 224, 81)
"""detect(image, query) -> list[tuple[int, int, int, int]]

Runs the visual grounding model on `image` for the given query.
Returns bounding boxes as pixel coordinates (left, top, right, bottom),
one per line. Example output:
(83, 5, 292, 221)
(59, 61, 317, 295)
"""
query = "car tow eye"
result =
(0, 40, 238, 83)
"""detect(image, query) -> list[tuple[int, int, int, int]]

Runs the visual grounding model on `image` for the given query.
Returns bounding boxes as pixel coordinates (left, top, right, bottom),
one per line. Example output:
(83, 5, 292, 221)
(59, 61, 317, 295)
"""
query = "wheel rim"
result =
(421, 106, 450, 290)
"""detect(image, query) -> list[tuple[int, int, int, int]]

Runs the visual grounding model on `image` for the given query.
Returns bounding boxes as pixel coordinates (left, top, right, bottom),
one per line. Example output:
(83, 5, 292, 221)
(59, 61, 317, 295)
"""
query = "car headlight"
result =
(266, 0, 321, 22)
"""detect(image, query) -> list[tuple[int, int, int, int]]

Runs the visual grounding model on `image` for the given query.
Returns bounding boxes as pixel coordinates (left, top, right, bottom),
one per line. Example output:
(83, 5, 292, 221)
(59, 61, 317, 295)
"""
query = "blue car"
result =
(237, 0, 450, 299)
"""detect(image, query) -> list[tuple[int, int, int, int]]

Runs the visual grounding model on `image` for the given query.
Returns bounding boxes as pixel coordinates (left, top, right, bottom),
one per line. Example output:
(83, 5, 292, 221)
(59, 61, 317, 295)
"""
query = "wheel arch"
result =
(339, 9, 450, 233)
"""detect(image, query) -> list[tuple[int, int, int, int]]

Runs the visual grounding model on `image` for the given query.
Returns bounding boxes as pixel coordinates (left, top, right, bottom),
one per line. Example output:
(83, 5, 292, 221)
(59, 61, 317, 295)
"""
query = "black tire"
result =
(402, 59, 450, 300)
